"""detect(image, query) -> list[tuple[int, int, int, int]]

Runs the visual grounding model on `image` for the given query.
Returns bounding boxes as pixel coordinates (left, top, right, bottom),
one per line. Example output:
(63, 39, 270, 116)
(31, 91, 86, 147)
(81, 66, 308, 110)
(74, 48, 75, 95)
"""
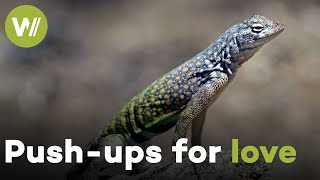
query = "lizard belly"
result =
(134, 112, 180, 140)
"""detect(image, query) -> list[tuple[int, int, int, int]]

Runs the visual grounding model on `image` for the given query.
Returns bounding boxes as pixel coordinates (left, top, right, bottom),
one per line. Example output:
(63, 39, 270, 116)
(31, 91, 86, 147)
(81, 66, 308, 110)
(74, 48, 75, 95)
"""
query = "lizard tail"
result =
(66, 131, 104, 180)
(67, 130, 130, 180)
(67, 113, 131, 179)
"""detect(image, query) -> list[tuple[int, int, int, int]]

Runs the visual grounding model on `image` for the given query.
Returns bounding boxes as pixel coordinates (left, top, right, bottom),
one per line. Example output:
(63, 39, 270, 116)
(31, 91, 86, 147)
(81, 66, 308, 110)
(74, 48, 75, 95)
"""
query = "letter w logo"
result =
(11, 17, 41, 37)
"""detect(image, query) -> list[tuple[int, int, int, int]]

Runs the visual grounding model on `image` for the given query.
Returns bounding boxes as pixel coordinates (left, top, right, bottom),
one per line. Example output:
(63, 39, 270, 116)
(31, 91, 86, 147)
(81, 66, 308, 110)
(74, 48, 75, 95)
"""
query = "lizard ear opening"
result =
(251, 23, 264, 33)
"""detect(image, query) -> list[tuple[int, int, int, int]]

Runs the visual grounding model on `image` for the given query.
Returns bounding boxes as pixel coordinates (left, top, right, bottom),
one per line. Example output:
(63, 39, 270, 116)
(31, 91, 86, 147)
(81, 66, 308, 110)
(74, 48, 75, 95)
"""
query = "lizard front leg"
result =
(172, 72, 229, 146)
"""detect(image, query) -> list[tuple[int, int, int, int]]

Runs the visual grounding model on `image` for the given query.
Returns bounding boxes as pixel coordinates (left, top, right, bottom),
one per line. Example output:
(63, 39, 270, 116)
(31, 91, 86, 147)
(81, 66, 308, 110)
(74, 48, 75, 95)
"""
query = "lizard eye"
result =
(251, 23, 264, 33)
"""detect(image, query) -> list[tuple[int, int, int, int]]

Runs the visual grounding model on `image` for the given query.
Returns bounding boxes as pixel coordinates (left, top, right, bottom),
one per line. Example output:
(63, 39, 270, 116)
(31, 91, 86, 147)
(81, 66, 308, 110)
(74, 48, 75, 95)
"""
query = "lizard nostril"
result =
(274, 22, 285, 30)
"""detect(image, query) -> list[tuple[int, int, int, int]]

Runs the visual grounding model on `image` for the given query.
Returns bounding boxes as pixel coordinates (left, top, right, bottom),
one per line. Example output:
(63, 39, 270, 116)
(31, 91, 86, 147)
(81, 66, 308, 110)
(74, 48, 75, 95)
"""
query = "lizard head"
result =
(231, 15, 285, 65)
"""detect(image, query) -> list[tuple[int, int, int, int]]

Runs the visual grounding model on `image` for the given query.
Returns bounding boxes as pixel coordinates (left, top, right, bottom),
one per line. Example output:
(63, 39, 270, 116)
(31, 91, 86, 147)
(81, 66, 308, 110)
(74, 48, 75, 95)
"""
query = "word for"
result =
(172, 138, 221, 163)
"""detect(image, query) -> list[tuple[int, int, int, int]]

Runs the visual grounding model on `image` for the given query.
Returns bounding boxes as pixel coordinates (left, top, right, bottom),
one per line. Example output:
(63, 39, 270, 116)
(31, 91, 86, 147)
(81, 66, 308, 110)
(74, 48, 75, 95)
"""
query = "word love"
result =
(232, 139, 296, 163)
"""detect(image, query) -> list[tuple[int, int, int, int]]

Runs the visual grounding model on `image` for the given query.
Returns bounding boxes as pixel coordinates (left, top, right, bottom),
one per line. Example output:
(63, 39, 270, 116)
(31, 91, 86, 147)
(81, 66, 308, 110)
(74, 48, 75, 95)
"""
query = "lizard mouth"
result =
(274, 23, 285, 35)
(258, 23, 285, 42)
(268, 22, 285, 38)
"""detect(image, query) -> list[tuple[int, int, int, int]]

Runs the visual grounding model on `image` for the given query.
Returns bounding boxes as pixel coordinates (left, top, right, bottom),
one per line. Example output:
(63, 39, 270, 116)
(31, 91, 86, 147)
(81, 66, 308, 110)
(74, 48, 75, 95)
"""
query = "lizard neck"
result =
(200, 30, 241, 76)
(203, 28, 260, 75)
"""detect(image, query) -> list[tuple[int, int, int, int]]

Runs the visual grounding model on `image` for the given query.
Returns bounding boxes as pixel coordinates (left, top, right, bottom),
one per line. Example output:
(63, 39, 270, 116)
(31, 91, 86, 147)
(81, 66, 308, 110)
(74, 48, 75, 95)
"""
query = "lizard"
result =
(67, 15, 284, 179)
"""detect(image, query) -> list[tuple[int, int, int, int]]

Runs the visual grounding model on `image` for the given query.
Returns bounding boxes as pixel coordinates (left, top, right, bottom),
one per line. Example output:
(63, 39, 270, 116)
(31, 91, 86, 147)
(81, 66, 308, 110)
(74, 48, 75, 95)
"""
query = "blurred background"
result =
(0, 0, 319, 179)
